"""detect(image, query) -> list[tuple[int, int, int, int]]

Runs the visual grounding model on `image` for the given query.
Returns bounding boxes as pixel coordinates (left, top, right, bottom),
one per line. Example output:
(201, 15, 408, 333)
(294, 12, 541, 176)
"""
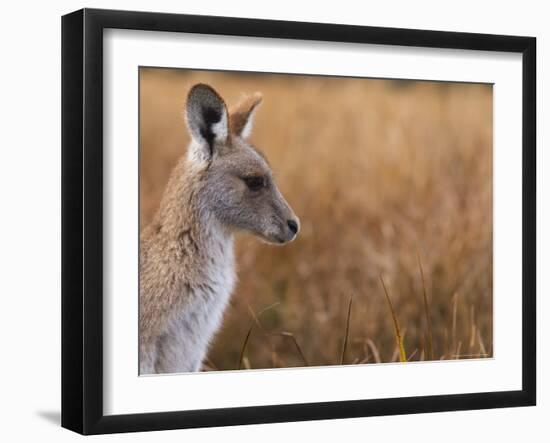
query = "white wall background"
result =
(0, 1, 545, 441)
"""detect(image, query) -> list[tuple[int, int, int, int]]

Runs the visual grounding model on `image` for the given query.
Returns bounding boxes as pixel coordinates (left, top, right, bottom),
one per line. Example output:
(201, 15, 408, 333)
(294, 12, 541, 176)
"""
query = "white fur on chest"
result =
(156, 237, 236, 373)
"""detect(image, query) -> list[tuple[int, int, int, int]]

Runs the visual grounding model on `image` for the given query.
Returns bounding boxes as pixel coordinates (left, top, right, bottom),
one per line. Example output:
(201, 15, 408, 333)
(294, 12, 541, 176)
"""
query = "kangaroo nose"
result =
(287, 219, 299, 235)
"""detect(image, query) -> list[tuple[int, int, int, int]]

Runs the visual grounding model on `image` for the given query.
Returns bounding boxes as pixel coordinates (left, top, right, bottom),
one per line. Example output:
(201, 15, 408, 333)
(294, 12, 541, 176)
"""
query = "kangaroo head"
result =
(185, 83, 299, 244)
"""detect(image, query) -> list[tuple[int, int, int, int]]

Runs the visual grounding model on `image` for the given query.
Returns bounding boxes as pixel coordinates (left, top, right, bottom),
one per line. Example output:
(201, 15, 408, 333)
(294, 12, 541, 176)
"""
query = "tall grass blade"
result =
(339, 294, 353, 365)
(451, 292, 459, 354)
(272, 332, 309, 366)
(407, 348, 419, 361)
(477, 329, 487, 357)
(247, 302, 280, 332)
(240, 302, 282, 369)
(469, 306, 476, 350)
(238, 324, 254, 370)
(379, 275, 407, 362)
(366, 339, 381, 363)
(416, 251, 433, 360)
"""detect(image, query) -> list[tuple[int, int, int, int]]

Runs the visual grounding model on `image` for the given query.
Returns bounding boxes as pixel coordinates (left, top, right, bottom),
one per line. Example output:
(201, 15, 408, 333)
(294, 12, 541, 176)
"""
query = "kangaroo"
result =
(139, 84, 299, 374)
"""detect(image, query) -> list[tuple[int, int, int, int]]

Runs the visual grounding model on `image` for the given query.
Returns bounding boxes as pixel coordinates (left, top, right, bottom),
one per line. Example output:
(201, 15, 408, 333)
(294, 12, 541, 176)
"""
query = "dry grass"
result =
(140, 68, 493, 370)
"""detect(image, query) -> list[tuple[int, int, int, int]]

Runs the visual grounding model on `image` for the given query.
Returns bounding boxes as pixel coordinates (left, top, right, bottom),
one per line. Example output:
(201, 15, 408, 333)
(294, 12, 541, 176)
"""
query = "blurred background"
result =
(140, 68, 493, 370)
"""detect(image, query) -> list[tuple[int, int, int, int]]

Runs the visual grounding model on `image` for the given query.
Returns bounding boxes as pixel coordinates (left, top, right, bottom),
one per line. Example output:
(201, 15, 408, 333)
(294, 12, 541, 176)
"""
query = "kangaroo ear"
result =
(230, 93, 263, 139)
(186, 84, 229, 159)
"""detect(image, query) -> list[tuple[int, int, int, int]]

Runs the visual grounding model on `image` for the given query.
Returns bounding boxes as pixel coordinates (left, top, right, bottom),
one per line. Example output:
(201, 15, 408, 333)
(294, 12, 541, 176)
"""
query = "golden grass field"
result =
(140, 68, 493, 370)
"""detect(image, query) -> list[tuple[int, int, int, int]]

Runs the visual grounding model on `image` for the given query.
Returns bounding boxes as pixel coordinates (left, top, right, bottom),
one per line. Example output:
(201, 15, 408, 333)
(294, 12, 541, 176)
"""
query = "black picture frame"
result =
(61, 8, 536, 435)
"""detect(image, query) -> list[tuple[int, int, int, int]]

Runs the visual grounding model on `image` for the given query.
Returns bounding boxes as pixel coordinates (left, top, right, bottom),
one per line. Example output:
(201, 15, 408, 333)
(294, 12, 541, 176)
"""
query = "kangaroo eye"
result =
(243, 176, 265, 191)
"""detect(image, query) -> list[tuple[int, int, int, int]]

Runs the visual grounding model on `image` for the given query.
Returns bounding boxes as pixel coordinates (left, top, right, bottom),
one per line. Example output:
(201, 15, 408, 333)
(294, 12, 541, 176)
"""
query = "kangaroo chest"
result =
(179, 253, 236, 332)
(158, 238, 236, 372)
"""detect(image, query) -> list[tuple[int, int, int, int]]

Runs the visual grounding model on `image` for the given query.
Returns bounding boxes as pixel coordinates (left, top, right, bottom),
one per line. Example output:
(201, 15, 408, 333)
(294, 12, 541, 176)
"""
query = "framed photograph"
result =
(61, 8, 536, 435)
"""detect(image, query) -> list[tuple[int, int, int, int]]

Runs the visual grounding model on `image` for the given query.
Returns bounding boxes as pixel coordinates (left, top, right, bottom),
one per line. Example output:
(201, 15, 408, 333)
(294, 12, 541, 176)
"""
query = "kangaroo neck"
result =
(152, 157, 234, 271)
